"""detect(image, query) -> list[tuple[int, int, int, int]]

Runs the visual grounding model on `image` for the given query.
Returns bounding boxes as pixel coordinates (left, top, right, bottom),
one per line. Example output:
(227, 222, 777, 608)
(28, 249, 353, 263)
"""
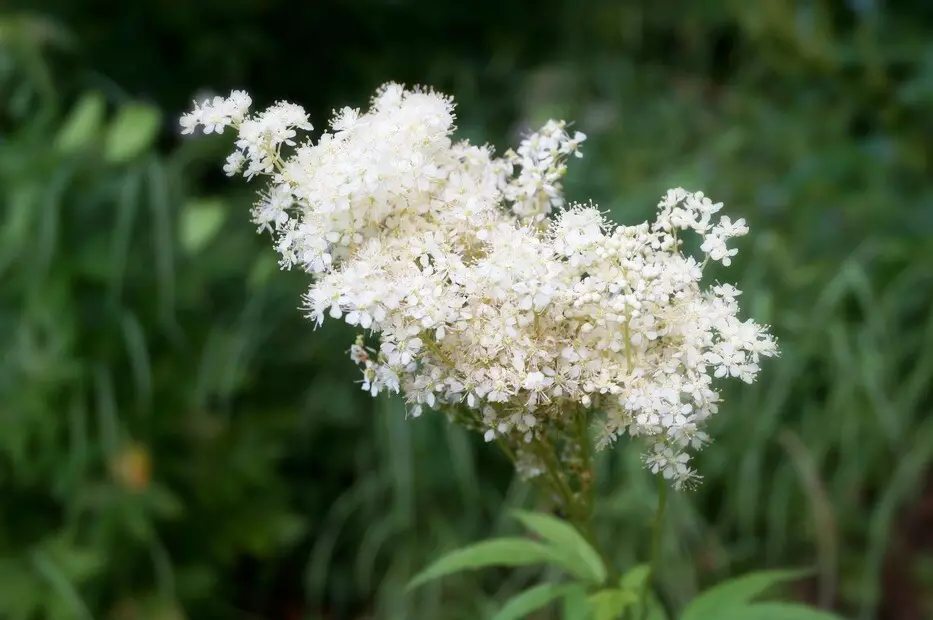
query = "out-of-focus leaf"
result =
(492, 583, 577, 620)
(682, 568, 814, 620)
(587, 588, 638, 620)
(561, 584, 592, 620)
(247, 253, 278, 291)
(55, 91, 105, 154)
(104, 102, 162, 164)
(716, 603, 848, 620)
(620, 564, 650, 591)
(180, 198, 226, 254)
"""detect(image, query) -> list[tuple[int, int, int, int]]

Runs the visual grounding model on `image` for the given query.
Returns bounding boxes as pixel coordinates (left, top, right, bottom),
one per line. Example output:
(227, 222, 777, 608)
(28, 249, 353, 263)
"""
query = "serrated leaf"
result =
(588, 588, 638, 620)
(512, 510, 607, 585)
(105, 102, 162, 163)
(180, 198, 226, 254)
(407, 538, 564, 590)
(716, 603, 847, 620)
(492, 583, 577, 620)
(682, 568, 813, 620)
(55, 91, 105, 154)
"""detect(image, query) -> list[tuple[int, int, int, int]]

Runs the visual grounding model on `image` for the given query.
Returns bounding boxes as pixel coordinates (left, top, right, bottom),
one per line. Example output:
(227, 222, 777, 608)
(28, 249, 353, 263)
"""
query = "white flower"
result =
(381, 338, 423, 366)
(523, 371, 552, 391)
(183, 83, 778, 488)
(223, 151, 245, 176)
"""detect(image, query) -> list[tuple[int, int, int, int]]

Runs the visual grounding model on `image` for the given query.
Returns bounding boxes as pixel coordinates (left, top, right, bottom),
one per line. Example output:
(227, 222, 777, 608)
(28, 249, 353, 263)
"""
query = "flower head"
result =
(182, 84, 777, 488)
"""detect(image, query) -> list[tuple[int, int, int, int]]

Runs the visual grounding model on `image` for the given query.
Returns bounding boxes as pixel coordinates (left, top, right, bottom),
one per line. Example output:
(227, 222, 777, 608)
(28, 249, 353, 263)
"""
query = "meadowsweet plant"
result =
(182, 85, 840, 620)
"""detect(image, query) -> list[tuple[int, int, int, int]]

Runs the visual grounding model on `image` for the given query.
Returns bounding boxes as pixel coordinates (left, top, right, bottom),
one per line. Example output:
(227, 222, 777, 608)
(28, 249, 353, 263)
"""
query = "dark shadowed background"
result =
(1, 1, 932, 619)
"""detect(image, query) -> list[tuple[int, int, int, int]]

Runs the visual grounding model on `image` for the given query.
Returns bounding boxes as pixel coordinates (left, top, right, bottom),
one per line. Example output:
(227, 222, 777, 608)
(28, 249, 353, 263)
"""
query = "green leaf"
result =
(512, 510, 607, 585)
(492, 583, 577, 620)
(180, 198, 226, 254)
(682, 568, 813, 620)
(646, 601, 669, 620)
(247, 253, 278, 291)
(55, 91, 105, 154)
(144, 484, 185, 519)
(615, 566, 667, 620)
(104, 102, 162, 163)
(561, 584, 591, 620)
(588, 588, 638, 620)
(406, 538, 564, 590)
(716, 603, 847, 620)
(638, 596, 669, 620)
(619, 564, 650, 591)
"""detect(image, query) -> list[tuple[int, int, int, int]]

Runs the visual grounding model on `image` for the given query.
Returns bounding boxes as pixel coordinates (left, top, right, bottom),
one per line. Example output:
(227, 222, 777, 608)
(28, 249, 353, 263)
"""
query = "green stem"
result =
(495, 435, 517, 464)
(534, 432, 616, 583)
(575, 406, 594, 517)
(574, 512, 615, 583)
(532, 436, 577, 516)
(639, 474, 668, 620)
(493, 417, 618, 584)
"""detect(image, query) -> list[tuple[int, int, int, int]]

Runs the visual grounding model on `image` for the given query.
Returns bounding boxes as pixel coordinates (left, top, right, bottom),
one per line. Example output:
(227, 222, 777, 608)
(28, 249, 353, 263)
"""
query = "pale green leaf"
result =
(615, 565, 667, 620)
(647, 602, 669, 620)
(407, 538, 564, 590)
(180, 198, 226, 254)
(639, 596, 669, 620)
(492, 583, 577, 620)
(682, 568, 813, 620)
(561, 584, 591, 620)
(512, 510, 607, 585)
(104, 102, 162, 163)
(55, 91, 105, 154)
(247, 253, 278, 291)
(619, 564, 650, 591)
(588, 588, 638, 620)
(716, 603, 847, 620)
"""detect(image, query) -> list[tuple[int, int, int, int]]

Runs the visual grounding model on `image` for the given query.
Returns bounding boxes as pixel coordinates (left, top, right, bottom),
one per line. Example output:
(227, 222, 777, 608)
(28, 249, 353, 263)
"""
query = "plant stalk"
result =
(494, 413, 619, 583)
(535, 424, 617, 583)
(639, 473, 668, 620)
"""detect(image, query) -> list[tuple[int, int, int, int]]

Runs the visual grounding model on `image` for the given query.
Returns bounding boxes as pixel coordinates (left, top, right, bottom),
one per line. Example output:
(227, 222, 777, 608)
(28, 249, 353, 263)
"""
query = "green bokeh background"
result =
(1, 1, 931, 619)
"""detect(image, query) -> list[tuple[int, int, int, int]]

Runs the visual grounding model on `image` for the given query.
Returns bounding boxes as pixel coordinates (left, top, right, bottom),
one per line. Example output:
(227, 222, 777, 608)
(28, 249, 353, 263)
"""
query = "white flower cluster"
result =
(181, 83, 777, 488)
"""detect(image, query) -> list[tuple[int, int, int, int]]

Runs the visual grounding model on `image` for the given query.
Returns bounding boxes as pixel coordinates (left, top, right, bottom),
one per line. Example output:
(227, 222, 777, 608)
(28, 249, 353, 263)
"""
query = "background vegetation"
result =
(1, 1, 931, 619)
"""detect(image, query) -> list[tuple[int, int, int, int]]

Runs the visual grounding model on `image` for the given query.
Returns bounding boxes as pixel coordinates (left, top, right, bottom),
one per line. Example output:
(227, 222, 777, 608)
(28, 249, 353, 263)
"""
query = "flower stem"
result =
(639, 473, 668, 620)
(575, 406, 594, 517)
(532, 431, 617, 583)
(494, 419, 618, 584)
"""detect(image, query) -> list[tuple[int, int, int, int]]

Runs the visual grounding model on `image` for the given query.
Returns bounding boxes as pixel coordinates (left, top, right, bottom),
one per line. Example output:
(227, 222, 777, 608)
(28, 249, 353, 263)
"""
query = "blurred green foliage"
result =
(2, 1, 933, 619)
